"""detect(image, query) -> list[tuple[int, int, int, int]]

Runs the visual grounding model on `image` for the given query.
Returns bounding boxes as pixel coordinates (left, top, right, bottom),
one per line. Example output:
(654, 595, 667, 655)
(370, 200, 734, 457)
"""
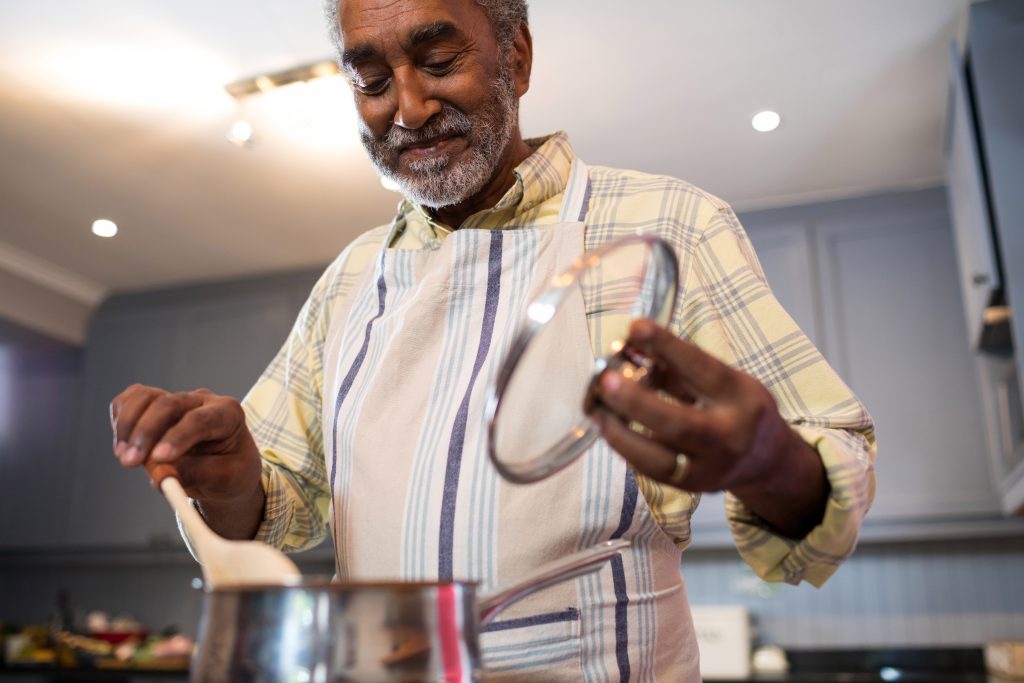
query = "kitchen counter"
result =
(0, 647, 989, 682)
(709, 648, 988, 683)
(0, 666, 186, 683)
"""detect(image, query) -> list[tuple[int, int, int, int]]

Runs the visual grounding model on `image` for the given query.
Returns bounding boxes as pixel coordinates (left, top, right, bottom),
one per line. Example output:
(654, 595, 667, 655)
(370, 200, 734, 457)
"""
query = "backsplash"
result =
(682, 536, 1024, 647)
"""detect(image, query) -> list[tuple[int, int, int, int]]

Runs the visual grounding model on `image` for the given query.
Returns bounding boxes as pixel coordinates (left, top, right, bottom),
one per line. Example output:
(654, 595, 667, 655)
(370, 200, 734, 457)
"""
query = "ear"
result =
(510, 22, 533, 98)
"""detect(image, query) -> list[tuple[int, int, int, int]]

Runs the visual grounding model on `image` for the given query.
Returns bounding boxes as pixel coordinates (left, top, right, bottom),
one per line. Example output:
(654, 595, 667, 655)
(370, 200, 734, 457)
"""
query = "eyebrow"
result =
(408, 21, 460, 47)
(341, 21, 462, 69)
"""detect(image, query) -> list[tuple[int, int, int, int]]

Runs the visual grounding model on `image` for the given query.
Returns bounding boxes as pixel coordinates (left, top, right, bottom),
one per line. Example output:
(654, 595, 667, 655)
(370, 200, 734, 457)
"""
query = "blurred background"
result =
(1, 0, 1022, 679)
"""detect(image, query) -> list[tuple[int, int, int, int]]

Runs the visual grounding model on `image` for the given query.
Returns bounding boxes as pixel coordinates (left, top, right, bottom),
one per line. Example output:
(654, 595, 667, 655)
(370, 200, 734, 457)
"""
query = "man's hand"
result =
(109, 385, 265, 540)
(590, 319, 830, 540)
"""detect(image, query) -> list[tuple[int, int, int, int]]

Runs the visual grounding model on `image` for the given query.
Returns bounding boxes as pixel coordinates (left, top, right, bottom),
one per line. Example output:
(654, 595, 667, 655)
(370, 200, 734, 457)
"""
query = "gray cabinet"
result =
(958, 0, 1024, 514)
(63, 270, 320, 548)
(171, 295, 300, 398)
(975, 355, 1024, 514)
(66, 309, 184, 546)
(688, 189, 1007, 548)
(945, 42, 1001, 351)
(814, 198, 999, 521)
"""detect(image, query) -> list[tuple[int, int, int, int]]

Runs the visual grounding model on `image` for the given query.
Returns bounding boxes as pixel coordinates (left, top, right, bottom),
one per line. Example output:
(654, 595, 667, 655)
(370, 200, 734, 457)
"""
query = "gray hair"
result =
(323, 0, 529, 59)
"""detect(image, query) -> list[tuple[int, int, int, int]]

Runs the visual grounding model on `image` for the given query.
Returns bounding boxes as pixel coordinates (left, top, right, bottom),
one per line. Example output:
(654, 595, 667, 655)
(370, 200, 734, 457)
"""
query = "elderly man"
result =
(111, 0, 876, 679)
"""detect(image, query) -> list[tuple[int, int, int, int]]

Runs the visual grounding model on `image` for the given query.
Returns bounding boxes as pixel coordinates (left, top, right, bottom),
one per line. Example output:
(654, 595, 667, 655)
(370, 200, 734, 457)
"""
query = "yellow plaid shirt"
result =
(243, 132, 876, 587)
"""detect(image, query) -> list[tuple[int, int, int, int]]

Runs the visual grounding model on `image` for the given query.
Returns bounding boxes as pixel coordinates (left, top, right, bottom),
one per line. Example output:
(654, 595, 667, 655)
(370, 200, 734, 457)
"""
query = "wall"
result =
(1, 188, 1023, 649)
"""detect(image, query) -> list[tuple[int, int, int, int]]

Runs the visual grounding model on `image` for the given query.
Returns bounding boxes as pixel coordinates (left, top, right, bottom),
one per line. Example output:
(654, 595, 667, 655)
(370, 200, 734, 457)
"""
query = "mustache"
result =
(366, 104, 474, 155)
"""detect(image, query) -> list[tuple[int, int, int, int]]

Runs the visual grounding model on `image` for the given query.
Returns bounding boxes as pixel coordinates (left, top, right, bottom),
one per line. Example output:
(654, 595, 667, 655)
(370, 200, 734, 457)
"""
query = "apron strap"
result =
(559, 159, 591, 223)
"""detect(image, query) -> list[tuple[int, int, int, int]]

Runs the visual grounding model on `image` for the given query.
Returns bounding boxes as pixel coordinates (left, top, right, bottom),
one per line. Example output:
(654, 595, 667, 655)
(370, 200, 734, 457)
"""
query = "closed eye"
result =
(350, 73, 391, 97)
(422, 54, 460, 77)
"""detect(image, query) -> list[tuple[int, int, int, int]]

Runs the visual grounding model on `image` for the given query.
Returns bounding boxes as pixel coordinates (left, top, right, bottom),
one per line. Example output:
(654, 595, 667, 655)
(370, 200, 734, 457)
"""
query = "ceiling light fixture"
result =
(751, 110, 781, 133)
(91, 219, 118, 238)
(224, 60, 341, 99)
(222, 59, 343, 148)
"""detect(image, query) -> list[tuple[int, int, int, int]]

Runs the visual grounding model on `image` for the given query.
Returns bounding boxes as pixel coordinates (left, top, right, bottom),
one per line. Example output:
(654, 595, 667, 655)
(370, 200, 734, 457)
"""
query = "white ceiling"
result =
(0, 0, 970, 310)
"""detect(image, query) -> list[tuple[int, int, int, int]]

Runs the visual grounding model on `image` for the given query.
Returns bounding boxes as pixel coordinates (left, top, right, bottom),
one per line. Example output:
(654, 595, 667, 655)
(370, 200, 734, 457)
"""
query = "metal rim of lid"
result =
(485, 234, 680, 484)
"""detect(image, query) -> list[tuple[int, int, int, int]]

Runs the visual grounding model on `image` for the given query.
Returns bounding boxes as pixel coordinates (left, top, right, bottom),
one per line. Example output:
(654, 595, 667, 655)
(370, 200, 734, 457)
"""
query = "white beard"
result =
(360, 70, 518, 209)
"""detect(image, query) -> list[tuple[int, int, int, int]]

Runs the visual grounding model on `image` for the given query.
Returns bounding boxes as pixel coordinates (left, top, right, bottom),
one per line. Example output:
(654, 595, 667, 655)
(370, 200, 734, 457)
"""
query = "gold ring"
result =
(668, 453, 690, 487)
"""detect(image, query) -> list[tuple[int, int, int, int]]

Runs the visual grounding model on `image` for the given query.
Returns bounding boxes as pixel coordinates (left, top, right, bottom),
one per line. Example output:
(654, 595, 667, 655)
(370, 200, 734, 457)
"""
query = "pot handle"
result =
(477, 539, 630, 626)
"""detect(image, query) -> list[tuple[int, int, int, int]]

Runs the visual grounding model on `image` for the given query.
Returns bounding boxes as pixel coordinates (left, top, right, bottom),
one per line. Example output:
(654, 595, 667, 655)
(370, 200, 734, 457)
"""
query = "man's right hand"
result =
(109, 384, 265, 540)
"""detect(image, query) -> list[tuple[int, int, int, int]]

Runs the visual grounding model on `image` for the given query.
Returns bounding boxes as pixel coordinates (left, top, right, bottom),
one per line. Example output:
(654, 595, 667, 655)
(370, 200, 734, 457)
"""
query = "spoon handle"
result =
(144, 461, 219, 550)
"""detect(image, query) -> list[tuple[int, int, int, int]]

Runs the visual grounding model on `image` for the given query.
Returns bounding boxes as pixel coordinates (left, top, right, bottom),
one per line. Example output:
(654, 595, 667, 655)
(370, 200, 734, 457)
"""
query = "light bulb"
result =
(91, 219, 118, 238)
(227, 119, 254, 146)
(751, 110, 781, 133)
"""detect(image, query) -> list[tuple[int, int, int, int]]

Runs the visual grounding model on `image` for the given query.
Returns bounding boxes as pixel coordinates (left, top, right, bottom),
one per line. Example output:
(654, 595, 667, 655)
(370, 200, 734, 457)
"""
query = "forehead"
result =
(337, 0, 491, 47)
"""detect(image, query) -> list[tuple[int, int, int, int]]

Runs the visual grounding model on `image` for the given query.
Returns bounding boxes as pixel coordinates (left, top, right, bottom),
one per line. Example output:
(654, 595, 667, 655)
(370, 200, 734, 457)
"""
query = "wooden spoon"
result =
(147, 462, 302, 588)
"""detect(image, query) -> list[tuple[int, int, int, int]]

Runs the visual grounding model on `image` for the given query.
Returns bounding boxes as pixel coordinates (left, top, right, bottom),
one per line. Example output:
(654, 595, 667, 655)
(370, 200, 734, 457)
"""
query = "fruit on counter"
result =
(86, 611, 146, 642)
(56, 632, 114, 656)
(140, 634, 193, 663)
(2, 621, 192, 669)
(85, 611, 109, 634)
(5, 626, 56, 665)
(55, 631, 114, 667)
(99, 633, 194, 670)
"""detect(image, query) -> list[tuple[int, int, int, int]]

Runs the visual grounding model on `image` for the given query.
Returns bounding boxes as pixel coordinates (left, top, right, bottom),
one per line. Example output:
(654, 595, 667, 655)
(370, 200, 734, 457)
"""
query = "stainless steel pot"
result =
(190, 539, 628, 683)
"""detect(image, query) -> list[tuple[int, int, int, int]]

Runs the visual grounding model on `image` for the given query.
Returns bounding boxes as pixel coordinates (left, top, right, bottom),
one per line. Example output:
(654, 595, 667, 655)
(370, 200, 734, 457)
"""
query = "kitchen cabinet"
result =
(974, 354, 1024, 514)
(814, 198, 999, 521)
(62, 270, 319, 548)
(956, 0, 1024, 514)
(688, 189, 1012, 548)
(944, 42, 1000, 351)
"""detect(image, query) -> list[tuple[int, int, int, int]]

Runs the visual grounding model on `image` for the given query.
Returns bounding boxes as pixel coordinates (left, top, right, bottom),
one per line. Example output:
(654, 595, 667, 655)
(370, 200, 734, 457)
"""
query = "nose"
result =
(392, 68, 442, 129)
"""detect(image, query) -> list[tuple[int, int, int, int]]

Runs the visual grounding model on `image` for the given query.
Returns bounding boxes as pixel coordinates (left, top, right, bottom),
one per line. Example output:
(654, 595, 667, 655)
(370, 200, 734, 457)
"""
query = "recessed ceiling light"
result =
(227, 119, 254, 146)
(751, 110, 781, 133)
(91, 218, 118, 238)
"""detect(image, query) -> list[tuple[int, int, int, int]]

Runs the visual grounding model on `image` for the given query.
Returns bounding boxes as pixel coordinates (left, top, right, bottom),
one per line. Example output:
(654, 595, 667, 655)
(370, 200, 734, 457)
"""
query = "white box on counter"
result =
(691, 605, 752, 680)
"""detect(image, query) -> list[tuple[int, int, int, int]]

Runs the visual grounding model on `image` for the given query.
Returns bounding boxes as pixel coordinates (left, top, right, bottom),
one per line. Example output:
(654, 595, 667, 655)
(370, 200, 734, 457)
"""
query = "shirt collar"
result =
(401, 131, 575, 235)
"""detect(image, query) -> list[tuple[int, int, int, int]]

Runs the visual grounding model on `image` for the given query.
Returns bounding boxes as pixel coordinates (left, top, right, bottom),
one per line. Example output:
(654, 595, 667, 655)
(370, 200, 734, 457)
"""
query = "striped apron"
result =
(321, 160, 699, 681)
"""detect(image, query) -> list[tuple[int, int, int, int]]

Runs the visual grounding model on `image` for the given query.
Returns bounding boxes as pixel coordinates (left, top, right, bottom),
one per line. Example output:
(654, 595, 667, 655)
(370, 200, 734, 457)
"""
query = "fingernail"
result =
(122, 446, 142, 466)
(114, 440, 127, 458)
(601, 372, 622, 393)
(152, 443, 171, 462)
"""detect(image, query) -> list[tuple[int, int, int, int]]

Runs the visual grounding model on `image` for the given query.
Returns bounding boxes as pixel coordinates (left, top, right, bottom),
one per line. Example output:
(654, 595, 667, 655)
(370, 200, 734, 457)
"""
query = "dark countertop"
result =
(0, 665, 187, 683)
(0, 647, 989, 682)
(709, 648, 988, 683)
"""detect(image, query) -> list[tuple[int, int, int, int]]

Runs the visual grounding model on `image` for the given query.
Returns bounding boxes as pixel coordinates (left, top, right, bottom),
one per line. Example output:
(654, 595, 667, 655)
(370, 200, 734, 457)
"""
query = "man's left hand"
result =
(591, 319, 830, 540)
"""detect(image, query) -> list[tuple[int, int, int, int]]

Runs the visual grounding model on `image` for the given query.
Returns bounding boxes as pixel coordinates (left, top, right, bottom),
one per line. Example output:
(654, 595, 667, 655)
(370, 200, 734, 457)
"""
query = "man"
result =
(111, 0, 876, 679)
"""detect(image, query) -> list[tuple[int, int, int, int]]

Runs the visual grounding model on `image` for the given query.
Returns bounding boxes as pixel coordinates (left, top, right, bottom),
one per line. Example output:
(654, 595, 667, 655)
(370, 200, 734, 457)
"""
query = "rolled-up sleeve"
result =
(681, 206, 877, 587)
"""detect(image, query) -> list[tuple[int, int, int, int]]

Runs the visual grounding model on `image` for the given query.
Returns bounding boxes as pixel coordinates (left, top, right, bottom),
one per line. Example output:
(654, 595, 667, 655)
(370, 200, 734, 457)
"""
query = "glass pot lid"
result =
(485, 235, 679, 484)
